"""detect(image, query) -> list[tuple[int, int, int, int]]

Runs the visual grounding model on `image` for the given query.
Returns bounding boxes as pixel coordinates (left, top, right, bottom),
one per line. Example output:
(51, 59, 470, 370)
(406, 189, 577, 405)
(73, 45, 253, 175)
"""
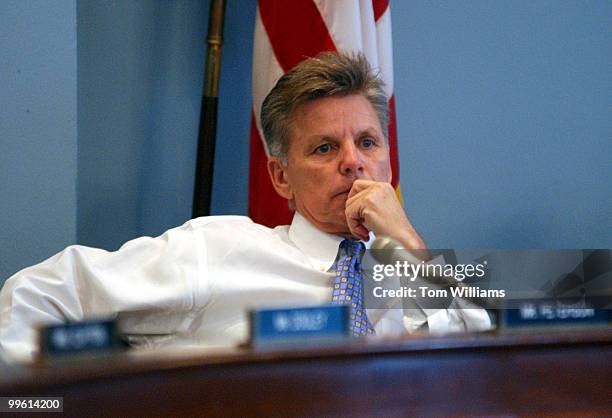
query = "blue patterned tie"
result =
(331, 239, 375, 336)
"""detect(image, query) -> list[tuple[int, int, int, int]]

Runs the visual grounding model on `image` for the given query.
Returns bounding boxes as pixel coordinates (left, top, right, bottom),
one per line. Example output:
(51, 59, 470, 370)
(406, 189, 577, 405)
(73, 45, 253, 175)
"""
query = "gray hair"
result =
(260, 52, 389, 163)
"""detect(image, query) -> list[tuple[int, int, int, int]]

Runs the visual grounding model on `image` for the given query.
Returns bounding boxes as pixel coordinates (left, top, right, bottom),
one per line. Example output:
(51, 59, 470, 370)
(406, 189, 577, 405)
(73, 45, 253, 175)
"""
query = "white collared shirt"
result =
(0, 213, 490, 363)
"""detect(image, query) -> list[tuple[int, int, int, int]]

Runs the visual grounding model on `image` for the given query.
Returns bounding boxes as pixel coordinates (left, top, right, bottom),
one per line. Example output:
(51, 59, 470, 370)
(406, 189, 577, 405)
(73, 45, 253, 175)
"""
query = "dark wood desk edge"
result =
(2, 327, 611, 394)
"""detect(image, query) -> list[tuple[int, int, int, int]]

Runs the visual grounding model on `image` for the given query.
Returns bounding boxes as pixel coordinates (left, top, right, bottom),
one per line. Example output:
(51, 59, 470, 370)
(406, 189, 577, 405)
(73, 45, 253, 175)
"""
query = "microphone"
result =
(370, 236, 455, 287)
(370, 236, 500, 311)
(370, 236, 422, 264)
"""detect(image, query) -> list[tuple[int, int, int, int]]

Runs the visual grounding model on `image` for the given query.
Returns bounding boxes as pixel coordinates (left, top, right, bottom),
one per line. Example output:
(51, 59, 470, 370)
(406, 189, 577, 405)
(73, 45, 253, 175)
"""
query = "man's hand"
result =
(345, 180, 427, 250)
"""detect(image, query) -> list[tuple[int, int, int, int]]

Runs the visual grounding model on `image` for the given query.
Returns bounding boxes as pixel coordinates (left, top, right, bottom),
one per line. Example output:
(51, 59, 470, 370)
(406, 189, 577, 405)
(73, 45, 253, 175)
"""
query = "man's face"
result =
(268, 93, 391, 235)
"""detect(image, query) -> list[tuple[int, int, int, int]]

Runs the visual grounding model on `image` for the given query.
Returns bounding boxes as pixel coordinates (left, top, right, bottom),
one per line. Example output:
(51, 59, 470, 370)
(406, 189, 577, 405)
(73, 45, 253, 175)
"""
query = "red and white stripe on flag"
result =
(249, 0, 400, 227)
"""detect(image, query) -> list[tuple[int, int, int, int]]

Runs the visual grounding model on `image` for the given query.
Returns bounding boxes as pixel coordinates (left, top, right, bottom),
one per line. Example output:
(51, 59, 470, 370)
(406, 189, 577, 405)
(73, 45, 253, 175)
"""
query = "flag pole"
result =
(193, 0, 227, 218)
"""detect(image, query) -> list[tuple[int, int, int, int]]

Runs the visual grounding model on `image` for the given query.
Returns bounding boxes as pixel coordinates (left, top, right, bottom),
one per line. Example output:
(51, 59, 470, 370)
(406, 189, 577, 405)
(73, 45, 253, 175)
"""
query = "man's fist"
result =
(345, 180, 427, 250)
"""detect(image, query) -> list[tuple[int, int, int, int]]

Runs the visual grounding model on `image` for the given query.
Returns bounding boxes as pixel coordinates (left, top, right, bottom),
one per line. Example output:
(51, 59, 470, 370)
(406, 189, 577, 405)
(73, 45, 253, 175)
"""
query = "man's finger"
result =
(345, 198, 370, 241)
(346, 179, 376, 200)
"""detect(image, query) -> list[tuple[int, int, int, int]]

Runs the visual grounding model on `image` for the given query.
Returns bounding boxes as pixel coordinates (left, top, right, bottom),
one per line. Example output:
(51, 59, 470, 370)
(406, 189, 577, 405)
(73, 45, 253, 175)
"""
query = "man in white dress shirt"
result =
(0, 52, 490, 363)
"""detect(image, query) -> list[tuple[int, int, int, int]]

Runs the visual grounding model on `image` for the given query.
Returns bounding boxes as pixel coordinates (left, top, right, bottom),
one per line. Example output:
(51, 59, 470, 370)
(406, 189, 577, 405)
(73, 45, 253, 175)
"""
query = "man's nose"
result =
(339, 142, 364, 175)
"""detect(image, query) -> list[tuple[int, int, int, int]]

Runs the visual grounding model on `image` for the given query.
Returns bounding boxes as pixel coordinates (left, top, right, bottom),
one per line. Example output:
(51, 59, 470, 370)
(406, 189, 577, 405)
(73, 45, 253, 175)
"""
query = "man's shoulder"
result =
(183, 215, 290, 239)
(187, 215, 257, 227)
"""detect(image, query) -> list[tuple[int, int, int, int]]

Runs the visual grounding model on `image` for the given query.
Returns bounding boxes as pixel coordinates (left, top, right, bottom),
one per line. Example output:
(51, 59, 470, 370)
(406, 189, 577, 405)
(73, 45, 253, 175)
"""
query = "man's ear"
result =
(267, 157, 294, 200)
(386, 158, 393, 183)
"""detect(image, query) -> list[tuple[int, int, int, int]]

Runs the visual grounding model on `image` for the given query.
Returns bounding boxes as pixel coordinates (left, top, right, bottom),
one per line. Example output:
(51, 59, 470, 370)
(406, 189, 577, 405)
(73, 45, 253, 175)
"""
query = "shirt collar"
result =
(288, 212, 375, 272)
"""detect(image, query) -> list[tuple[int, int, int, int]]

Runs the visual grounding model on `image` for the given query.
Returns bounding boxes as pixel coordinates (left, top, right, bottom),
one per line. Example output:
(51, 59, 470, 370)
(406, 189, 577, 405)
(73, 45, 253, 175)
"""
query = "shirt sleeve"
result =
(399, 254, 494, 334)
(420, 301, 492, 334)
(0, 220, 210, 363)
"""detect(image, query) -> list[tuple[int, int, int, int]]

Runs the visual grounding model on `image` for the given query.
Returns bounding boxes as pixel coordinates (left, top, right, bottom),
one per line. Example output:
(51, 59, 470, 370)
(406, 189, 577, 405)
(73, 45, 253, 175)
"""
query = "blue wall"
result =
(393, 1, 612, 248)
(0, 0, 78, 280)
(1, 0, 611, 282)
(77, 0, 208, 250)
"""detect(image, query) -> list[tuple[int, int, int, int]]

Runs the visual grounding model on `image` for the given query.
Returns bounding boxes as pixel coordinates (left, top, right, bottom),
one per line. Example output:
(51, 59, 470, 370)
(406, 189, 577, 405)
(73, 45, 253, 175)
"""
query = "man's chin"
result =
(296, 207, 350, 236)
(315, 218, 352, 237)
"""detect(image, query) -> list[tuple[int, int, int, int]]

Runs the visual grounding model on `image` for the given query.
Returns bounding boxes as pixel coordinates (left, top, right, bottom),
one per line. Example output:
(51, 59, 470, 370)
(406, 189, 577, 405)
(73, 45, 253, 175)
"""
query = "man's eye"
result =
(361, 138, 375, 148)
(316, 144, 331, 154)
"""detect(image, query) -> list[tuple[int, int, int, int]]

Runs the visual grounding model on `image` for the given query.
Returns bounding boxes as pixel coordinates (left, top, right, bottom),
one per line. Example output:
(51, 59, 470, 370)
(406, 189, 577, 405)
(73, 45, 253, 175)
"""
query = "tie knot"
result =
(340, 239, 364, 258)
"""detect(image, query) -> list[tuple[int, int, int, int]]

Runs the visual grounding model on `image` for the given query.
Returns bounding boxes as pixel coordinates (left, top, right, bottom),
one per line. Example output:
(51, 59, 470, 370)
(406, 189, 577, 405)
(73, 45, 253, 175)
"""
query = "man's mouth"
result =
(333, 187, 352, 198)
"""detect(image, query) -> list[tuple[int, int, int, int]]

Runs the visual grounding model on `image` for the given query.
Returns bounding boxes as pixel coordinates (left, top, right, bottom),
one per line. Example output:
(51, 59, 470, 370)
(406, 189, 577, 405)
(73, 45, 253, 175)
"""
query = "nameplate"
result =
(250, 305, 350, 347)
(40, 319, 124, 357)
(501, 299, 610, 328)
